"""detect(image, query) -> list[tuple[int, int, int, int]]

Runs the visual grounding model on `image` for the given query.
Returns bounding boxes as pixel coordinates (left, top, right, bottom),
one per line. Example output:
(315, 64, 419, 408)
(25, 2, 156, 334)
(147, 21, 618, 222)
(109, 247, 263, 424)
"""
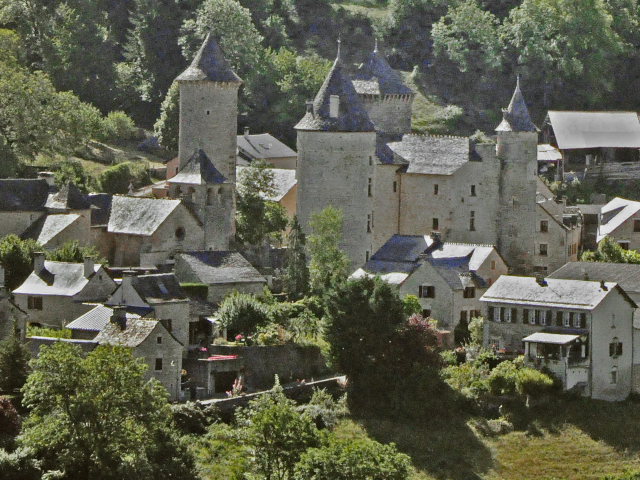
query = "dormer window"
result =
(329, 95, 339, 118)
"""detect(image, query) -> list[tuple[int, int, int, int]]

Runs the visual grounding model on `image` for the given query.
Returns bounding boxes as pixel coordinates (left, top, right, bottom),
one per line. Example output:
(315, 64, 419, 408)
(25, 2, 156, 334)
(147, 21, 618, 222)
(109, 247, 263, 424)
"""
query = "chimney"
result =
(329, 95, 339, 118)
(601, 280, 608, 291)
(84, 256, 94, 278)
(305, 100, 313, 115)
(430, 231, 442, 246)
(561, 196, 568, 208)
(34, 252, 46, 275)
(110, 306, 127, 330)
(37, 171, 55, 188)
(244, 126, 250, 139)
(122, 270, 136, 290)
(536, 274, 547, 287)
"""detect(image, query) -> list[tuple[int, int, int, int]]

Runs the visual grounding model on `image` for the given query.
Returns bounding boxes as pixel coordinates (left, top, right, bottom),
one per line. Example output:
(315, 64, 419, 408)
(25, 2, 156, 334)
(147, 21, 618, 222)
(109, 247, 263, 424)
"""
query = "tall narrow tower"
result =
(168, 34, 243, 250)
(495, 79, 539, 274)
(295, 43, 376, 272)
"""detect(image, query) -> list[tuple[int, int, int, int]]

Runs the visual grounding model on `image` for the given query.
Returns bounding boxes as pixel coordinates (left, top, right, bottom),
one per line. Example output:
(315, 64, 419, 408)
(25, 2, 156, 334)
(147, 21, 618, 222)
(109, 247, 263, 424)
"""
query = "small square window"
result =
(393, 181, 397, 193)
(491, 260, 496, 270)
(157, 336, 162, 344)
(619, 242, 630, 250)
(539, 244, 548, 256)
(432, 218, 439, 230)
(540, 220, 548, 232)
(419, 286, 435, 298)
(155, 358, 163, 371)
(463, 287, 475, 298)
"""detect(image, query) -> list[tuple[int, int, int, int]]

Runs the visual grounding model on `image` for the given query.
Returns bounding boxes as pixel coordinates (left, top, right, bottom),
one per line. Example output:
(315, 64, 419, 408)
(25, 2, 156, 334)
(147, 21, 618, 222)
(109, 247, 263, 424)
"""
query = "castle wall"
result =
(296, 130, 376, 272)
(360, 95, 413, 136)
(372, 164, 401, 252)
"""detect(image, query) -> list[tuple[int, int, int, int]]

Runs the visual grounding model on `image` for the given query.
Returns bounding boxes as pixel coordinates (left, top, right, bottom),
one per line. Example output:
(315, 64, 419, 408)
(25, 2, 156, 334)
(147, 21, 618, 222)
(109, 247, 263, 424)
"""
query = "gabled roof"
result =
(189, 297, 218, 317)
(45, 182, 89, 210)
(547, 111, 640, 149)
(295, 46, 374, 133)
(170, 149, 225, 185)
(88, 193, 113, 226)
(237, 134, 297, 160)
(236, 166, 296, 202)
(131, 273, 187, 304)
(177, 251, 266, 285)
(67, 304, 141, 332)
(548, 261, 640, 295)
(22, 214, 82, 246)
(94, 319, 162, 348)
(0, 179, 50, 212)
(351, 235, 496, 289)
(597, 197, 640, 242)
(352, 46, 413, 96)
(176, 33, 242, 84)
(387, 135, 471, 175)
(523, 332, 580, 345)
(496, 79, 538, 133)
(13, 261, 103, 297)
(107, 196, 181, 236)
(480, 276, 634, 310)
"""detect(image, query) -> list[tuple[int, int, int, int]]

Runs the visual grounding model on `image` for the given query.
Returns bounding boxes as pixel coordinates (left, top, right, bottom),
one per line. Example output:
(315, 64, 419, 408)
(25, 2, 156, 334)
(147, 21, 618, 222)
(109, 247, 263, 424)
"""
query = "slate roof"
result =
(189, 297, 218, 317)
(23, 213, 81, 246)
(351, 235, 495, 289)
(0, 179, 50, 212)
(352, 46, 413, 96)
(237, 134, 297, 160)
(597, 197, 640, 242)
(66, 304, 141, 331)
(295, 46, 374, 133)
(496, 79, 538, 132)
(479, 276, 634, 310)
(88, 193, 113, 226)
(577, 204, 603, 215)
(548, 262, 640, 295)
(107, 196, 181, 236)
(13, 261, 103, 296)
(170, 149, 226, 185)
(45, 182, 89, 210)
(547, 111, 640, 149)
(94, 318, 160, 348)
(131, 273, 187, 304)
(176, 33, 242, 84)
(177, 251, 266, 285)
(387, 135, 471, 175)
(236, 166, 296, 202)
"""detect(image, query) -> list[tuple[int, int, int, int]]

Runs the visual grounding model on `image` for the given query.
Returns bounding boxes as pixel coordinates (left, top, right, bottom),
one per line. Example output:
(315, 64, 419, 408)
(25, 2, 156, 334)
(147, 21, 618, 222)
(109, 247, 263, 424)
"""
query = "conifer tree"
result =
(282, 216, 309, 299)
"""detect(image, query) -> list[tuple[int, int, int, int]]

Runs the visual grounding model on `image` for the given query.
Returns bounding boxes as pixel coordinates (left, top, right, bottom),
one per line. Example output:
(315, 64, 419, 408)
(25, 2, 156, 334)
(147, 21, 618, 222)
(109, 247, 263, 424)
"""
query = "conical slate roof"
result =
(170, 149, 226, 185)
(352, 43, 412, 96)
(496, 78, 538, 132)
(295, 45, 374, 132)
(45, 182, 89, 210)
(176, 33, 243, 83)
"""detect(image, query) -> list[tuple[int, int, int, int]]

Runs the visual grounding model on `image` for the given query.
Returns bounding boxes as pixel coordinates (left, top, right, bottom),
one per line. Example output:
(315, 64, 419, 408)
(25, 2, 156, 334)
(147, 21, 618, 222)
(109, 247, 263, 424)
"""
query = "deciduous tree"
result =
(307, 206, 349, 292)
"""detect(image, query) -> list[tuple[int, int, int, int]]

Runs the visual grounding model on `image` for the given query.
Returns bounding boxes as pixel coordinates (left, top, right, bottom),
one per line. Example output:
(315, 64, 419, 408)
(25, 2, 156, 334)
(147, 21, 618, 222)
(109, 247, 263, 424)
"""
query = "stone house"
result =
(0, 178, 52, 239)
(94, 307, 184, 401)
(597, 197, 640, 251)
(105, 272, 191, 349)
(100, 195, 204, 267)
(351, 234, 507, 329)
(480, 275, 636, 401)
(66, 304, 142, 340)
(296, 44, 543, 275)
(237, 128, 297, 170)
(174, 251, 266, 304)
(12, 254, 117, 328)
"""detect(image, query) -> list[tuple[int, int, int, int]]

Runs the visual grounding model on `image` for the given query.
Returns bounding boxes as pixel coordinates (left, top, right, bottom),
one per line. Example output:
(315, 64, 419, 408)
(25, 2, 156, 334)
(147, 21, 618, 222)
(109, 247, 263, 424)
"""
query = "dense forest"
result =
(0, 0, 639, 162)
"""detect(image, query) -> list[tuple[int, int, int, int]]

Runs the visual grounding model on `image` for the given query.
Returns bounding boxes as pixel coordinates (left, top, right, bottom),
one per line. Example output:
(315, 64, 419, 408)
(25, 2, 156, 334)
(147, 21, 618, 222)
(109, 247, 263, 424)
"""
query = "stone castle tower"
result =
(495, 78, 539, 273)
(168, 34, 242, 250)
(295, 43, 377, 271)
(352, 42, 414, 141)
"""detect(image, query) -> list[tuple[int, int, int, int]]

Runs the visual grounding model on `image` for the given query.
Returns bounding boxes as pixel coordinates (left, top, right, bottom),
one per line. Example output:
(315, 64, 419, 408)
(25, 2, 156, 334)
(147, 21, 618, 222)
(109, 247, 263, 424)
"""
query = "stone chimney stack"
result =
(84, 256, 94, 278)
(244, 126, 250, 139)
(37, 171, 55, 188)
(110, 306, 127, 330)
(34, 252, 46, 275)
(121, 270, 136, 290)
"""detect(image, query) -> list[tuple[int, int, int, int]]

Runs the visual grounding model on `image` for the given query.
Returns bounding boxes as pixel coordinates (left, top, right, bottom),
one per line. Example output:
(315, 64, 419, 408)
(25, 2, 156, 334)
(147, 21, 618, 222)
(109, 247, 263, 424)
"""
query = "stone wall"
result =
(0, 211, 45, 239)
(360, 95, 413, 136)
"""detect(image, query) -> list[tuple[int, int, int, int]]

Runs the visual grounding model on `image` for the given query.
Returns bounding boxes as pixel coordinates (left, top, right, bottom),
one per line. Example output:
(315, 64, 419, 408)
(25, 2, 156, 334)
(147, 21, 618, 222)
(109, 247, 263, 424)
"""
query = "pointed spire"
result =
(374, 37, 378, 53)
(352, 39, 413, 96)
(496, 76, 538, 132)
(176, 33, 243, 84)
(336, 36, 342, 63)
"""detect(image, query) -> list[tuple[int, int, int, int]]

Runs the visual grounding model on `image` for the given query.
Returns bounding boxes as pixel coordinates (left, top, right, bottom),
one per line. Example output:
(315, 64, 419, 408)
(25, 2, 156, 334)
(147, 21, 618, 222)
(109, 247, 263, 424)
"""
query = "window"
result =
(419, 285, 435, 298)
(422, 309, 431, 318)
(206, 110, 210, 115)
(470, 185, 476, 196)
(493, 307, 502, 322)
(564, 313, 571, 327)
(460, 310, 468, 323)
(556, 311, 564, 326)
(471, 310, 482, 319)
(611, 366, 618, 384)
(578, 312, 587, 328)
(540, 220, 548, 232)
(535, 309, 547, 325)
(155, 358, 163, 371)
(365, 251, 370, 262)
(619, 241, 630, 250)
(470, 211, 476, 231)
(157, 336, 162, 344)
(539, 244, 548, 256)
(434, 184, 439, 195)
(491, 260, 496, 270)
(27, 296, 43, 310)
(504, 307, 511, 323)
(393, 181, 397, 193)
(573, 312, 582, 328)
(368, 178, 373, 197)
(175, 227, 186, 241)
(529, 310, 536, 325)
(432, 218, 439, 230)
(463, 287, 476, 298)
(523, 309, 530, 324)
(609, 339, 623, 357)
(369, 155, 373, 166)
(367, 214, 371, 233)
(635, 220, 640, 232)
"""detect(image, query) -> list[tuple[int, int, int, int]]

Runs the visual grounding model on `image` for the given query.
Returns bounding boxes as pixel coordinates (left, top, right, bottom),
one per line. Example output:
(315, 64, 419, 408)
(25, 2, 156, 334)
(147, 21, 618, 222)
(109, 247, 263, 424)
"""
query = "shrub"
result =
(468, 316, 484, 345)
(0, 447, 41, 480)
(26, 326, 72, 339)
(171, 402, 207, 435)
(99, 111, 136, 142)
(440, 350, 458, 366)
(0, 396, 20, 442)
(98, 161, 151, 194)
(441, 361, 490, 400)
(255, 323, 293, 345)
(488, 360, 518, 395)
(474, 348, 500, 370)
(297, 389, 348, 430)
(515, 368, 554, 397)
(217, 292, 272, 338)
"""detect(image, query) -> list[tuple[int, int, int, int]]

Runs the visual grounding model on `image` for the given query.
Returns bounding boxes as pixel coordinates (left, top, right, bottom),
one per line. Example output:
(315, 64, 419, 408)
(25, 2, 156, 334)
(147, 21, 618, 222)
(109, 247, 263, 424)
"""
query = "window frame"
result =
(540, 220, 548, 233)
(419, 285, 435, 298)
(155, 357, 163, 372)
(27, 296, 43, 310)
(539, 243, 548, 256)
